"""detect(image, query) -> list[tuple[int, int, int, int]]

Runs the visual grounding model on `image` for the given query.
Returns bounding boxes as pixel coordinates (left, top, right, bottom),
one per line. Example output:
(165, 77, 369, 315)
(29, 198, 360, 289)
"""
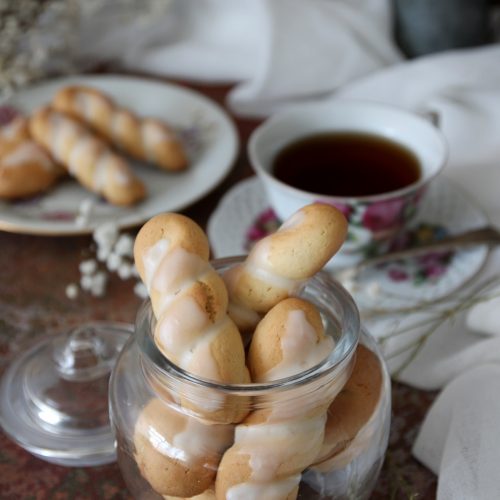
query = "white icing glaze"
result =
(111, 160, 133, 186)
(227, 300, 262, 332)
(143, 120, 170, 146)
(231, 415, 326, 485)
(93, 152, 112, 190)
(68, 136, 96, 175)
(244, 260, 299, 293)
(173, 412, 233, 458)
(50, 116, 80, 164)
(183, 322, 223, 381)
(112, 110, 136, 145)
(235, 415, 325, 450)
(142, 120, 170, 162)
(152, 247, 207, 296)
(145, 236, 236, 386)
(75, 92, 100, 121)
(142, 237, 170, 291)
(156, 295, 209, 361)
(264, 310, 334, 382)
(2, 142, 54, 171)
(220, 308, 347, 494)
(147, 424, 189, 462)
(226, 474, 301, 500)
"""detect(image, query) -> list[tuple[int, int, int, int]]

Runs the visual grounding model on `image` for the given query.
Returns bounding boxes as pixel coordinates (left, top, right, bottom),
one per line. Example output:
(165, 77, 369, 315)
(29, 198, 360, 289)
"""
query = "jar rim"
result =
(134, 255, 360, 395)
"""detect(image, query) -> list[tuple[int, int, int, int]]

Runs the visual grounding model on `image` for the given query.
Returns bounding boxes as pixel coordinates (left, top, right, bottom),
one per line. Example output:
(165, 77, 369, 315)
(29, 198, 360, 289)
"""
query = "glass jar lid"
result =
(0, 322, 131, 467)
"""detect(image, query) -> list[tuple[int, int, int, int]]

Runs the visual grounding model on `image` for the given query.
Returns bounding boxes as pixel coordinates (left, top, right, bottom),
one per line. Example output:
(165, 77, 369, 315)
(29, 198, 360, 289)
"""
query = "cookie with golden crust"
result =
(133, 213, 250, 423)
(52, 85, 188, 172)
(215, 410, 327, 500)
(224, 203, 347, 330)
(215, 297, 343, 500)
(0, 116, 64, 199)
(29, 106, 145, 206)
(248, 297, 333, 382)
(312, 343, 383, 471)
(134, 399, 233, 498)
(133, 212, 211, 318)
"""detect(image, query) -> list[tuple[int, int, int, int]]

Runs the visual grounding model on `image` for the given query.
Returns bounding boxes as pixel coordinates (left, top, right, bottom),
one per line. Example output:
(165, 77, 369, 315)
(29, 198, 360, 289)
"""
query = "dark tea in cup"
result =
(272, 132, 422, 197)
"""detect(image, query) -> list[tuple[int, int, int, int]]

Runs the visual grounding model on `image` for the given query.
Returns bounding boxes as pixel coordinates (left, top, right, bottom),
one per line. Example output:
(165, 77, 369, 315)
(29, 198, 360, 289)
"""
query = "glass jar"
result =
(109, 257, 391, 500)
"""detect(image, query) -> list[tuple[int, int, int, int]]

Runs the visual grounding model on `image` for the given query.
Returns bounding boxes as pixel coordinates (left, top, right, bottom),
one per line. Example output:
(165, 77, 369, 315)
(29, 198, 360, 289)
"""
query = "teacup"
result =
(248, 99, 447, 268)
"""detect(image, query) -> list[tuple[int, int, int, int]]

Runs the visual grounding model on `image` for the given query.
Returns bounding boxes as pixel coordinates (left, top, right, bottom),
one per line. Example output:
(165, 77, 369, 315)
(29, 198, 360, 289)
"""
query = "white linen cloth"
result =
(333, 44, 500, 389)
(75, 2, 500, 497)
(412, 364, 500, 500)
(77, 0, 402, 115)
(333, 47, 500, 500)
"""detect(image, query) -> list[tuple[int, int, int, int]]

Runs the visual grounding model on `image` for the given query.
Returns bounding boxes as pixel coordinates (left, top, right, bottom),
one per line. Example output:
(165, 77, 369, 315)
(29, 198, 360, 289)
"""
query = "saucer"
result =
(207, 176, 489, 310)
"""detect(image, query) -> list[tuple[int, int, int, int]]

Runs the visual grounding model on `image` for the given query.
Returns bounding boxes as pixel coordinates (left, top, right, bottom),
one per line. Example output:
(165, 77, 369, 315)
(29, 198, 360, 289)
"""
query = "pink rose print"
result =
(384, 225, 453, 284)
(245, 208, 280, 250)
(388, 268, 409, 282)
(0, 105, 20, 126)
(362, 198, 406, 232)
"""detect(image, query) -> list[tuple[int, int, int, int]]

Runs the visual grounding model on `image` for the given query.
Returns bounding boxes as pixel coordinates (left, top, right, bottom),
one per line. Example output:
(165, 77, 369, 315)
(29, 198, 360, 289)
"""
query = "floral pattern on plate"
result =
(317, 186, 427, 259)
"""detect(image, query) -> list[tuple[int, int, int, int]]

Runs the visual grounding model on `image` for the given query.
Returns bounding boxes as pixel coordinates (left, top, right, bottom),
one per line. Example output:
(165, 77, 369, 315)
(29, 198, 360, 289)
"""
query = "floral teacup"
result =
(249, 99, 447, 268)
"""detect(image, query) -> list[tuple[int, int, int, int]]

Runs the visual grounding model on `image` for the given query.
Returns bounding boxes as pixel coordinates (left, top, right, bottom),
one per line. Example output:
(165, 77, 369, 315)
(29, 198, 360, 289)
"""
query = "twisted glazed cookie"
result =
(224, 203, 347, 332)
(29, 107, 145, 205)
(311, 343, 385, 472)
(0, 116, 64, 199)
(134, 398, 232, 498)
(247, 297, 334, 383)
(215, 298, 351, 500)
(52, 85, 188, 171)
(133, 213, 250, 422)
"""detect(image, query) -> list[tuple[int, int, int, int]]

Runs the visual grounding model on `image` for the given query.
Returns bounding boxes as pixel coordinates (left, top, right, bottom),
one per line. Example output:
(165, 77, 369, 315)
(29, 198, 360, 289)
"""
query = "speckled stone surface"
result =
(0, 77, 438, 500)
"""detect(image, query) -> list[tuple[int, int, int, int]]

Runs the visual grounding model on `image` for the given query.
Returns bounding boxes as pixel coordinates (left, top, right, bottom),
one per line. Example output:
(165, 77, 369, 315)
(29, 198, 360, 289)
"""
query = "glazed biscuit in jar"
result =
(133, 398, 233, 498)
(313, 343, 385, 470)
(133, 213, 250, 423)
(224, 203, 347, 331)
(215, 297, 350, 500)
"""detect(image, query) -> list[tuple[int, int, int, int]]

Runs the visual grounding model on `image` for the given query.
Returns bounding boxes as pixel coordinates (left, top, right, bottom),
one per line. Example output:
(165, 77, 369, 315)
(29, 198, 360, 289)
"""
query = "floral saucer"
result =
(207, 176, 489, 310)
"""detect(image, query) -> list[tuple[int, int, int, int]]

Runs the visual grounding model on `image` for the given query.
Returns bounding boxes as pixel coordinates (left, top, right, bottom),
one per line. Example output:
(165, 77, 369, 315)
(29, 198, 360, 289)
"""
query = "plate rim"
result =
(0, 74, 239, 236)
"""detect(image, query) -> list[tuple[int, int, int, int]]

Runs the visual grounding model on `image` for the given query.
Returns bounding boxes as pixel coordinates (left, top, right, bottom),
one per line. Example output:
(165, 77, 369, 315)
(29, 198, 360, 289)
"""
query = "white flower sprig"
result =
(65, 221, 147, 301)
(361, 274, 500, 377)
(0, 0, 79, 98)
(0, 0, 173, 98)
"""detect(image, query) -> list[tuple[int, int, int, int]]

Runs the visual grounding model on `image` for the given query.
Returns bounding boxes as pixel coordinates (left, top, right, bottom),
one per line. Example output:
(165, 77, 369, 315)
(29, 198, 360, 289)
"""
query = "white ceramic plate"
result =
(0, 75, 238, 235)
(207, 176, 489, 309)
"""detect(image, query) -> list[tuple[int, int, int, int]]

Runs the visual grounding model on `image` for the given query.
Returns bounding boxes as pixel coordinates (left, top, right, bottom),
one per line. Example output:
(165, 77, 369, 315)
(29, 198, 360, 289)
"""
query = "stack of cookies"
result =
(0, 85, 188, 205)
(131, 204, 386, 500)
